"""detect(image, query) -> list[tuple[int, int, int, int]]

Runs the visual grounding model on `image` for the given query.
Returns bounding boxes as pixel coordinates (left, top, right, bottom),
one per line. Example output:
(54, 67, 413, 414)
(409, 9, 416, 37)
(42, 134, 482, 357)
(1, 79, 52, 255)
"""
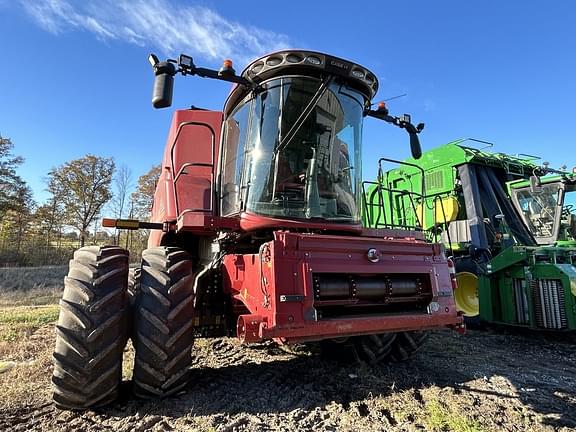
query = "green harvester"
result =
(363, 138, 576, 331)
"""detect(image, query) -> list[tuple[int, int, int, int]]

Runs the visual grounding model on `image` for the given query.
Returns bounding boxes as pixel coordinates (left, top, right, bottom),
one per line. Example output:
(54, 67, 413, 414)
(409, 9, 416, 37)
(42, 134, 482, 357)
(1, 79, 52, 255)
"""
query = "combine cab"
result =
(364, 138, 576, 331)
(51, 50, 462, 409)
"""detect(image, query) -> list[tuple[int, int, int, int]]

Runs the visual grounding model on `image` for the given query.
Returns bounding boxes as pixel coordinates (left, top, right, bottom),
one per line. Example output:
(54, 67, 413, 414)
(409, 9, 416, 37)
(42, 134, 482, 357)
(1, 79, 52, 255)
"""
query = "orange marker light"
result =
(102, 218, 116, 228)
(219, 59, 236, 76)
(378, 102, 386, 111)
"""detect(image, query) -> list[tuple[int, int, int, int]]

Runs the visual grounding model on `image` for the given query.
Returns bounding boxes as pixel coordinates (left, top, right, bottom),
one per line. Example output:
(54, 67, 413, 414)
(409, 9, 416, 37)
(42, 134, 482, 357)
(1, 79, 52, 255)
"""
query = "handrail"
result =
(169, 121, 217, 217)
(362, 180, 459, 256)
(377, 157, 426, 198)
(362, 180, 424, 231)
(174, 162, 214, 183)
(361, 156, 427, 232)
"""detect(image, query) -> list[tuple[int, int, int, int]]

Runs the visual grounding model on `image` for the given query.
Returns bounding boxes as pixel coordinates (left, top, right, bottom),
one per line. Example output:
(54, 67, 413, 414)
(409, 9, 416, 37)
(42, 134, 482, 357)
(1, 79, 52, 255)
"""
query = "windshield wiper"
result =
(304, 147, 322, 219)
(271, 75, 334, 202)
(275, 75, 334, 155)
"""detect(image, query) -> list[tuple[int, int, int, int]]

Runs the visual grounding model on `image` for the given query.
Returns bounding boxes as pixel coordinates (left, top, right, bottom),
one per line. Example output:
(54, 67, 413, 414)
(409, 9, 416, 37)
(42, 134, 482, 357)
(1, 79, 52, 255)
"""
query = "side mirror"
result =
(402, 118, 422, 159)
(151, 61, 176, 109)
(409, 132, 422, 159)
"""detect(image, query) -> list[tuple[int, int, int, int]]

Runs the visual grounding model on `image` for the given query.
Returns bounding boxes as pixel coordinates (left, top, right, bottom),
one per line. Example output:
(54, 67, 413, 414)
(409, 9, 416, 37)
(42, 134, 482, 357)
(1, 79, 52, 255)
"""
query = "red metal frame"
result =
(149, 110, 224, 246)
(223, 231, 461, 343)
(149, 109, 463, 343)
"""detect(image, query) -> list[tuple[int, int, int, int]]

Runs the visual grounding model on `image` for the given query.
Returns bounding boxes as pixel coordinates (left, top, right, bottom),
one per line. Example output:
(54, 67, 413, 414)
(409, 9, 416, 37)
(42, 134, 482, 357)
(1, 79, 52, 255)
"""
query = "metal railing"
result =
(169, 121, 217, 218)
(362, 157, 425, 230)
(362, 169, 456, 255)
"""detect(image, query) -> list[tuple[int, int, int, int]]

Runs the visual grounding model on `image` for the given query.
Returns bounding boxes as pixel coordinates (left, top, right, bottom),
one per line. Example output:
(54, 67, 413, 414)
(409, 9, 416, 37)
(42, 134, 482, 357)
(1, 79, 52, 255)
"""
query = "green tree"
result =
(0, 180, 35, 264)
(110, 164, 133, 245)
(33, 176, 67, 247)
(124, 164, 161, 259)
(0, 135, 26, 219)
(9, 181, 35, 253)
(131, 164, 161, 219)
(48, 155, 115, 247)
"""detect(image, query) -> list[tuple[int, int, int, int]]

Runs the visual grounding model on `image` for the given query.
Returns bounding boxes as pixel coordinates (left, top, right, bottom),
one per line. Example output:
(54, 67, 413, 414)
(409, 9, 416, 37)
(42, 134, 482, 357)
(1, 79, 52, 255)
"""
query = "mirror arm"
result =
(184, 66, 255, 87)
(365, 108, 424, 159)
(150, 53, 258, 109)
(365, 109, 422, 132)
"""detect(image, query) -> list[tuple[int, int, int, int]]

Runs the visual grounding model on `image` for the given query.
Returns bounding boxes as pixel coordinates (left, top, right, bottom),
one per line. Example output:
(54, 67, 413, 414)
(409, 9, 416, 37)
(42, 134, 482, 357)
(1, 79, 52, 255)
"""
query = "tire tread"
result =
(132, 247, 195, 399)
(52, 245, 129, 410)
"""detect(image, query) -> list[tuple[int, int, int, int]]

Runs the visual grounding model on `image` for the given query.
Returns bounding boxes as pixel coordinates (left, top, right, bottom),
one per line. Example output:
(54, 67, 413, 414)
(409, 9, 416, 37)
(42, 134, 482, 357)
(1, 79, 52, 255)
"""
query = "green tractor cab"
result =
(364, 138, 576, 331)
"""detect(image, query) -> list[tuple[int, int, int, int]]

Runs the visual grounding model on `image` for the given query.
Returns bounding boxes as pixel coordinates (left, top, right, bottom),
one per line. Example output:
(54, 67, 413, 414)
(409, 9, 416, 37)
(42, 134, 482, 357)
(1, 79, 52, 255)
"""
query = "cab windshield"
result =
(513, 183, 564, 244)
(220, 77, 365, 222)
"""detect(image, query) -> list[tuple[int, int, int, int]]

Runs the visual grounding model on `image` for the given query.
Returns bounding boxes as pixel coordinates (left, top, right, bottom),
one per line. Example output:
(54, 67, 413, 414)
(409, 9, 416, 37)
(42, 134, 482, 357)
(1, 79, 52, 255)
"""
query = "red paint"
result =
(239, 211, 364, 234)
(149, 110, 223, 246)
(222, 231, 462, 343)
(148, 109, 462, 343)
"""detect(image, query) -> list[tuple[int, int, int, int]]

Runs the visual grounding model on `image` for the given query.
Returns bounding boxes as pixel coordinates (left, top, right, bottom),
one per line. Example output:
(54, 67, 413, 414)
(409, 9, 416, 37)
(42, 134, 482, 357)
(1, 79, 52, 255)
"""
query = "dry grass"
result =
(122, 340, 135, 381)
(0, 306, 58, 410)
(0, 265, 64, 307)
(0, 265, 66, 292)
(0, 287, 62, 307)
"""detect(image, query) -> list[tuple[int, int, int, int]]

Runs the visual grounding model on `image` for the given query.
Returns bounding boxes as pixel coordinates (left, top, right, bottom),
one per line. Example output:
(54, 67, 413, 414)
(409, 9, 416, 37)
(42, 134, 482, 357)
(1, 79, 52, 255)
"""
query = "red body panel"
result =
(148, 111, 462, 344)
(149, 110, 223, 247)
(239, 212, 364, 234)
(223, 231, 461, 343)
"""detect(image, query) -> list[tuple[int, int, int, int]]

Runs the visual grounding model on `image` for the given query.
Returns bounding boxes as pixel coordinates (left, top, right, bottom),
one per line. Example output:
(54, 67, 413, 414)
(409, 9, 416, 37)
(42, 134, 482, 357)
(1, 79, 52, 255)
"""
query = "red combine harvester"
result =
(52, 50, 463, 409)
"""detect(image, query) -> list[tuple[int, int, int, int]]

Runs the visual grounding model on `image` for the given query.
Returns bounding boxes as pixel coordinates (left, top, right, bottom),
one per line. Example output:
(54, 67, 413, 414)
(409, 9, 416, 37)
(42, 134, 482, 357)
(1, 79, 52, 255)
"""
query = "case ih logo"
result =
(329, 59, 349, 71)
(325, 56, 352, 75)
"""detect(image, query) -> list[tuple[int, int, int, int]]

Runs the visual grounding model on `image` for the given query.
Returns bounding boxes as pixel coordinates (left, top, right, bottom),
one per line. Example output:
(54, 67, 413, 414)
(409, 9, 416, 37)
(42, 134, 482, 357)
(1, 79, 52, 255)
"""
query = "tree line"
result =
(0, 135, 161, 266)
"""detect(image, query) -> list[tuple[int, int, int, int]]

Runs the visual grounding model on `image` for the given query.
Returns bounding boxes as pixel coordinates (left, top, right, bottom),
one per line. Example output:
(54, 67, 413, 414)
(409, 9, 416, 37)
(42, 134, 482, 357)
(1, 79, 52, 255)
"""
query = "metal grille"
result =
(425, 170, 444, 192)
(513, 278, 530, 325)
(531, 279, 568, 329)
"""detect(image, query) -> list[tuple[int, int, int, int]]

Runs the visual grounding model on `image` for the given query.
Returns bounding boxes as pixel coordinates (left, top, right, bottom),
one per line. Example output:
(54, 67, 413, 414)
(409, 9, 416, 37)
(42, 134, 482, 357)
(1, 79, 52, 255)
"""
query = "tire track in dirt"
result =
(1, 329, 576, 431)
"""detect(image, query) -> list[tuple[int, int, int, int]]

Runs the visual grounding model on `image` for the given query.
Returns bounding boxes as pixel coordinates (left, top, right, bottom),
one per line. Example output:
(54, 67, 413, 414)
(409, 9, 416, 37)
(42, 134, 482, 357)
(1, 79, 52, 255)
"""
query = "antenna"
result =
(371, 93, 408, 107)
(383, 93, 408, 102)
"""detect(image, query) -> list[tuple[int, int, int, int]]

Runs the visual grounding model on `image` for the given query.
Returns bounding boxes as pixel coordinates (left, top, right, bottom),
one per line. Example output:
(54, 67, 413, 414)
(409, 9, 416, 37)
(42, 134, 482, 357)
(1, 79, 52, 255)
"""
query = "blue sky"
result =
(1, 0, 575, 204)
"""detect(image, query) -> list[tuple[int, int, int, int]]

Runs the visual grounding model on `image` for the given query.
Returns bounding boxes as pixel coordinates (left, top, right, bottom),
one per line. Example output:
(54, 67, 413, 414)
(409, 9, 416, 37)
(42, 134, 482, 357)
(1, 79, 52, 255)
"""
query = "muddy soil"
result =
(1, 327, 575, 432)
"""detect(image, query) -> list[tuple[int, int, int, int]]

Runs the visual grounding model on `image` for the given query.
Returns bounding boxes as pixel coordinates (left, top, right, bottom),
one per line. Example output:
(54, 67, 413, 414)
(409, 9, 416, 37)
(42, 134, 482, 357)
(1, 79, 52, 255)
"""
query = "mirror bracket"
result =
(149, 52, 257, 109)
(364, 107, 424, 159)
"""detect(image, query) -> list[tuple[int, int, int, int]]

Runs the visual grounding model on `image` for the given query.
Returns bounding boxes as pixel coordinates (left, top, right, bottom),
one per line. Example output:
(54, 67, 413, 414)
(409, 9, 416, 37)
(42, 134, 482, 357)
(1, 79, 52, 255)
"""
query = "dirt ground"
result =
(1, 308, 575, 432)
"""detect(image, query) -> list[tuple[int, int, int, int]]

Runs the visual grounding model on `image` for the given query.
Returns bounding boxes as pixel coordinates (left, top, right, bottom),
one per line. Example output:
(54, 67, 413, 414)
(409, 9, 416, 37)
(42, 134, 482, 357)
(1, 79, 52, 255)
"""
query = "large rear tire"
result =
(52, 246, 129, 410)
(132, 247, 195, 399)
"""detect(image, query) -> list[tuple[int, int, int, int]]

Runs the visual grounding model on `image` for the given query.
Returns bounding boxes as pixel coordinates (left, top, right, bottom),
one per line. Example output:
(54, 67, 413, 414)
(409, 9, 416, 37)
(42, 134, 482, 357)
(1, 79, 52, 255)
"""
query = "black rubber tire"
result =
(454, 257, 480, 275)
(321, 331, 429, 365)
(52, 246, 129, 410)
(387, 331, 429, 362)
(127, 267, 141, 339)
(127, 267, 141, 306)
(132, 247, 195, 399)
(320, 333, 396, 364)
(353, 333, 398, 364)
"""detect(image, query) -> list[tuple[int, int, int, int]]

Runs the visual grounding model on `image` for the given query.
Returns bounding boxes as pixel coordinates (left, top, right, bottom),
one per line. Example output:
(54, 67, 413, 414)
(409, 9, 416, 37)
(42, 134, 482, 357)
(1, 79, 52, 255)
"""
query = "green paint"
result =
(364, 139, 576, 331)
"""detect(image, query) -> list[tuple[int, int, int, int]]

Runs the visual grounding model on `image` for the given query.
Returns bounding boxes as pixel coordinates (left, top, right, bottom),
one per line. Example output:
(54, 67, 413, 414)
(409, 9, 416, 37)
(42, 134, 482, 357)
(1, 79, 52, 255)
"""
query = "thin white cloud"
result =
(19, 0, 291, 65)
